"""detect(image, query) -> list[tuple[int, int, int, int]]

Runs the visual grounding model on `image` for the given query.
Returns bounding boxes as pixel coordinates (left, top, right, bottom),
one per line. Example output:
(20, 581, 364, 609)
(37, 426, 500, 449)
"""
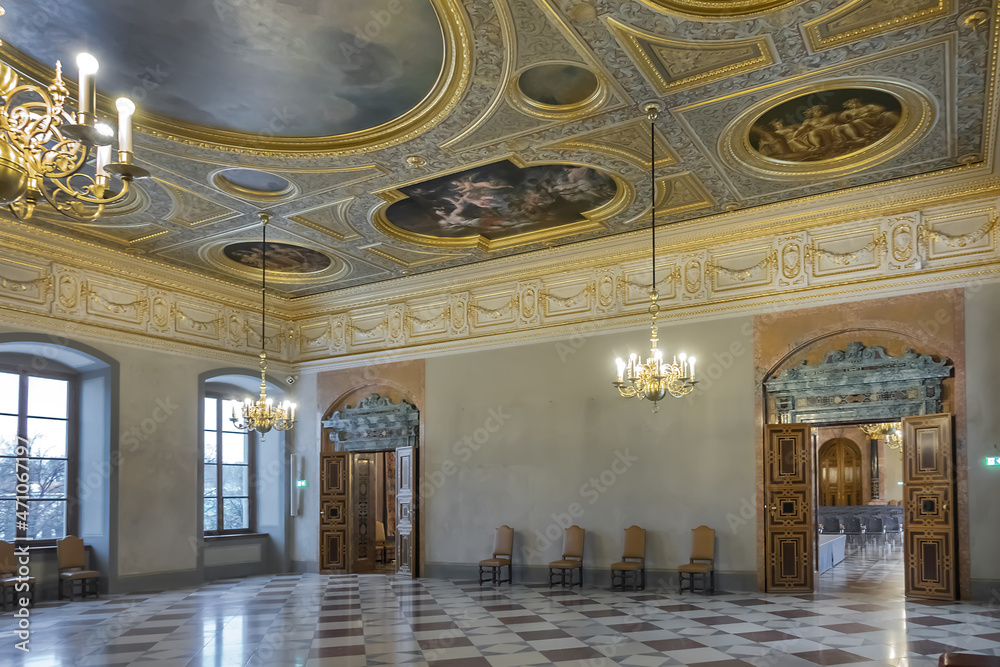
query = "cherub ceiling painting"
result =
(383, 161, 619, 243)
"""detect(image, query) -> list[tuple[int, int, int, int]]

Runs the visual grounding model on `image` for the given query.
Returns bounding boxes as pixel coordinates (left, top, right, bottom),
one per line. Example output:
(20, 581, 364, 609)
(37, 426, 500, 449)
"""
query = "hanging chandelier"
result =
(0, 15, 149, 221)
(612, 103, 696, 413)
(860, 422, 902, 450)
(231, 212, 296, 435)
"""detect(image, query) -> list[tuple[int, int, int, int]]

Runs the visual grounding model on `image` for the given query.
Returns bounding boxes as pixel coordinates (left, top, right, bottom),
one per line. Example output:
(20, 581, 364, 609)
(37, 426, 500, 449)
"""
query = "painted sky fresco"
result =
(0, 0, 445, 137)
(385, 161, 618, 241)
(223, 242, 332, 274)
(750, 88, 903, 163)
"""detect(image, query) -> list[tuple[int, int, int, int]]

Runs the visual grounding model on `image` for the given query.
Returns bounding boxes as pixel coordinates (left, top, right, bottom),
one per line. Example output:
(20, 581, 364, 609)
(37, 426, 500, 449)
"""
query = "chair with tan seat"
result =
(0, 540, 36, 610)
(548, 525, 584, 588)
(57, 535, 101, 600)
(375, 521, 387, 564)
(610, 525, 646, 591)
(478, 525, 513, 586)
(677, 525, 715, 595)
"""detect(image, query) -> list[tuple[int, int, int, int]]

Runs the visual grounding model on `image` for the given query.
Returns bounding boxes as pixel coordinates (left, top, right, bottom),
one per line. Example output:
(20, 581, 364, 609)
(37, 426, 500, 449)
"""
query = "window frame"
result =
(203, 391, 256, 536)
(0, 362, 79, 546)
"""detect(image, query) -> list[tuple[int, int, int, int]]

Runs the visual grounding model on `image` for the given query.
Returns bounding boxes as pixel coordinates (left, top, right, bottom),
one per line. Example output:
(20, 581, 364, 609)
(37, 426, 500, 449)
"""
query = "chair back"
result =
(844, 516, 862, 533)
(870, 516, 886, 533)
(376, 521, 386, 544)
(562, 525, 584, 560)
(885, 514, 901, 531)
(690, 525, 715, 562)
(57, 535, 87, 571)
(0, 540, 13, 574)
(493, 525, 513, 558)
(622, 525, 645, 562)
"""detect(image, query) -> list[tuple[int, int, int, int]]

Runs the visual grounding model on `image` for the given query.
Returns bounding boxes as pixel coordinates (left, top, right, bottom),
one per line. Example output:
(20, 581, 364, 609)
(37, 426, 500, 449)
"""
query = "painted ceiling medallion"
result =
(518, 64, 599, 107)
(212, 168, 296, 202)
(0, 0, 468, 152)
(722, 81, 935, 181)
(639, 0, 799, 17)
(223, 241, 332, 274)
(374, 160, 627, 251)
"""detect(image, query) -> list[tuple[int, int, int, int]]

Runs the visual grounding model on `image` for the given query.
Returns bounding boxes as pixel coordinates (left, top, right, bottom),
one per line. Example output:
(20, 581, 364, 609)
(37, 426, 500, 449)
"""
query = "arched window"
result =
(203, 392, 256, 534)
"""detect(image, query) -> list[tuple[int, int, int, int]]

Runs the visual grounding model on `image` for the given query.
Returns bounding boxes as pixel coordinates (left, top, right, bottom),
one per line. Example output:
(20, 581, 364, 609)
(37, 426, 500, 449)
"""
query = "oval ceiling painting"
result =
(384, 161, 618, 241)
(0, 0, 445, 137)
(223, 242, 332, 274)
(749, 88, 903, 163)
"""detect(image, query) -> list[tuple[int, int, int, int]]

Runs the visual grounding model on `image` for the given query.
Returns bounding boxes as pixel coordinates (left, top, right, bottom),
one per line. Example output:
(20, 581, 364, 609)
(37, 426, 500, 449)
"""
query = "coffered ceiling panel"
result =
(0, 0, 996, 299)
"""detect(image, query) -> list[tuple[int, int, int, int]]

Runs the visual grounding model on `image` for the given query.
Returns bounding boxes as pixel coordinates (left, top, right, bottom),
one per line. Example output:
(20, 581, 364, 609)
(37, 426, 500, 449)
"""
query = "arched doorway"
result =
(818, 438, 863, 506)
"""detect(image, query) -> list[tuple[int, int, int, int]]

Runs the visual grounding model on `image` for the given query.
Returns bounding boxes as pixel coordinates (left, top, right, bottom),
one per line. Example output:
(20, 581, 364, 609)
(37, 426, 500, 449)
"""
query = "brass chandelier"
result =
(0, 8, 148, 221)
(860, 422, 903, 450)
(231, 212, 296, 435)
(612, 103, 696, 412)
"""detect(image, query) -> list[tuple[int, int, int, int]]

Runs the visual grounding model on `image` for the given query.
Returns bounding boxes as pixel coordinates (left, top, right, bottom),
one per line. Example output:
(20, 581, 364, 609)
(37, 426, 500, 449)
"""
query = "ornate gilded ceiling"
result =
(0, 0, 996, 298)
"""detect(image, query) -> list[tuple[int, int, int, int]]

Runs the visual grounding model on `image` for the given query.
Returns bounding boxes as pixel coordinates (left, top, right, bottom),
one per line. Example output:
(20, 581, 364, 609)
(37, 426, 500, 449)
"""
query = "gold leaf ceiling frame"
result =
(369, 156, 634, 252)
(505, 60, 611, 121)
(803, 0, 954, 51)
(605, 18, 777, 96)
(202, 238, 352, 286)
(719, 78, 937, 181)
(0, 0, 472, 155)
(637, 0, 798, 18)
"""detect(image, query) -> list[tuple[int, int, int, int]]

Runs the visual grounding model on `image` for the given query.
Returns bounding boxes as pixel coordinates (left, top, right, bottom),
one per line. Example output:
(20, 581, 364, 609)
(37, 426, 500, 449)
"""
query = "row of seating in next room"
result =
(478, 524, 717, 595)
(0, 536, 101, 610)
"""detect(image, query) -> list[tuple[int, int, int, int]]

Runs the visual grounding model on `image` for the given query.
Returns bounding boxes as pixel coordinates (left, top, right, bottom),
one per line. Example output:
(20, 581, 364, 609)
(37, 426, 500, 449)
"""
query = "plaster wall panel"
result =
(964, 282, 1000, 588)
(424, 315, 757, 582)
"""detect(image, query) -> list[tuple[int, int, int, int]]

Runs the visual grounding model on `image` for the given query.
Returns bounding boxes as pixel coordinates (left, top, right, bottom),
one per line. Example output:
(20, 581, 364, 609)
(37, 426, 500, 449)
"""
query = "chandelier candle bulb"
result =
(116, 97, 135, 154)
(690, 357, 695, 380)
(76, 53, 98, 120)
(95, 144, 111, 178)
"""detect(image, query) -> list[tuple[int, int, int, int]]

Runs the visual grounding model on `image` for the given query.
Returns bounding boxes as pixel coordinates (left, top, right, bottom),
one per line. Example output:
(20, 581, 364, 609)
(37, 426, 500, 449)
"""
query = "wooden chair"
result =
(57, 536, 101, 600)
(0, 540, 36, 610)
(478, 525, 513, 586)
(610, 525, 645, 591)
(375, 521, 386, 564)
(678, 525, 715, 595)
(548, 525, 584, 588)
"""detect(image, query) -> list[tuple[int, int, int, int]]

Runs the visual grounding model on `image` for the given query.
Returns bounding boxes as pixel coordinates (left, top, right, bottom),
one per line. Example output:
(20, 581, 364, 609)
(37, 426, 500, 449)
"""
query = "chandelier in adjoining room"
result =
(860, 422, 903, 450)
(230, 212, 296, 435)
(611, 103, 697, 413)
(0, 7, 148, 221)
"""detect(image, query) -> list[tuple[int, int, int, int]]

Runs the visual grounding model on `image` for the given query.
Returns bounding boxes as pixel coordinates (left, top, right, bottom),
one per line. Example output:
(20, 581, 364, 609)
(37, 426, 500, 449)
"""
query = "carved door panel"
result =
(350, 452, 377, 573)
(819, 440, 863, 506)
(903, 414, 956, 600)
(765, 424, 814, 592)
(395, 445, 417, 578)
(319, 450, 348, 573)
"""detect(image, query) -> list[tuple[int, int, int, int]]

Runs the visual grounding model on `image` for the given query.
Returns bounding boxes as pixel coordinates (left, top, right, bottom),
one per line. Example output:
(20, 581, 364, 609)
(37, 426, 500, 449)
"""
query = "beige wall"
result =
(424, 315, 758, 581)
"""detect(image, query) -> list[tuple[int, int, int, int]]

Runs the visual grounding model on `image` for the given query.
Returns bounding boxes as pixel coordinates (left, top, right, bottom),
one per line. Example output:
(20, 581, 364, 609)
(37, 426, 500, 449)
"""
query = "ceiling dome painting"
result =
(0, 0, 446, 138)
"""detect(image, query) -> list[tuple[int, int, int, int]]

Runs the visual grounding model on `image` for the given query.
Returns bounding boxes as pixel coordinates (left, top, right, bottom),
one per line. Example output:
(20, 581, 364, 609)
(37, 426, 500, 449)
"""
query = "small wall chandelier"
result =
(0, 13, 148, 221)
(860, 422, 902, 450)
(612, 103, 696, 413)
(231, 212, 296, 434)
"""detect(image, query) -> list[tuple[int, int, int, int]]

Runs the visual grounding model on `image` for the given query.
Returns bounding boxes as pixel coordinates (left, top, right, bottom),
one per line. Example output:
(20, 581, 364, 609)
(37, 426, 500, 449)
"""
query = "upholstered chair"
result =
(478, 525, 513, 586)
(0, 540, 36, 610)
(548, 525, 584, 588)
(56, 536, 101, 600)
(678, 525, 715, 594)
(610, 525, 646, 591)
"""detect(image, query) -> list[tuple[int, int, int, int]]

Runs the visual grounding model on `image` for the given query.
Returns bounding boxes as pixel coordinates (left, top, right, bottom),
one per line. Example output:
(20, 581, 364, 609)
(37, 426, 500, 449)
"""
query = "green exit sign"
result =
(988, 457, 1000, 467)
(296, 480, 308, 488)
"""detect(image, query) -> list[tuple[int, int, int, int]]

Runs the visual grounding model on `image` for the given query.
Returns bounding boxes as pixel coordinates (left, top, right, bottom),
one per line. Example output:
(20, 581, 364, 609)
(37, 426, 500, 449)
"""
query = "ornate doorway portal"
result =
(764, 342, 955, 599)
(320, 393, 420, 577)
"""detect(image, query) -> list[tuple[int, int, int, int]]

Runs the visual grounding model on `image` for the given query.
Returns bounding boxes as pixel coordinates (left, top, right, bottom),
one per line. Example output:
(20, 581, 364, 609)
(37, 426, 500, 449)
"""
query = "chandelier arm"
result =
(35, 176, 108, 222)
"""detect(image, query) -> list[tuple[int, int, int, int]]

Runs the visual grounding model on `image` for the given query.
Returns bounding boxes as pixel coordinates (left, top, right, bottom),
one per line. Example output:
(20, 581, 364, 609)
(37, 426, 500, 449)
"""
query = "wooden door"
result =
(818, 439, 863, 506)
(319, 450, 348, 573)
(350, 452, 377, 573)
(902, 414, 956, 600)
(765, 424, 814, 592)
(395, 445, 417, 578)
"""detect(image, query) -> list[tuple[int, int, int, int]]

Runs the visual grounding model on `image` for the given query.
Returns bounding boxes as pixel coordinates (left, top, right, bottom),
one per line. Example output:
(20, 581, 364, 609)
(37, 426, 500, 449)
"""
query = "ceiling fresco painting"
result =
(383, 161, 618, 241)
(749, 89, 904, 163)
(0, 0, 996, 298)
(0, 0, 446, 137)
(223, 241, 333, 274)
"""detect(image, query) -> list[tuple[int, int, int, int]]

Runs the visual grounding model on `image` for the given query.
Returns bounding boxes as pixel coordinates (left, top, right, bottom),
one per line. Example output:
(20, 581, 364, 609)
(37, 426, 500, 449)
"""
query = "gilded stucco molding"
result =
(803, 0, 954, 51)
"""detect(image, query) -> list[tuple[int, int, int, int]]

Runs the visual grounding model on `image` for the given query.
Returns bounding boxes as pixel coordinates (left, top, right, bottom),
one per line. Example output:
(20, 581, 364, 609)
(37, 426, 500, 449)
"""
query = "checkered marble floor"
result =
(1, 554, 998, 667)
